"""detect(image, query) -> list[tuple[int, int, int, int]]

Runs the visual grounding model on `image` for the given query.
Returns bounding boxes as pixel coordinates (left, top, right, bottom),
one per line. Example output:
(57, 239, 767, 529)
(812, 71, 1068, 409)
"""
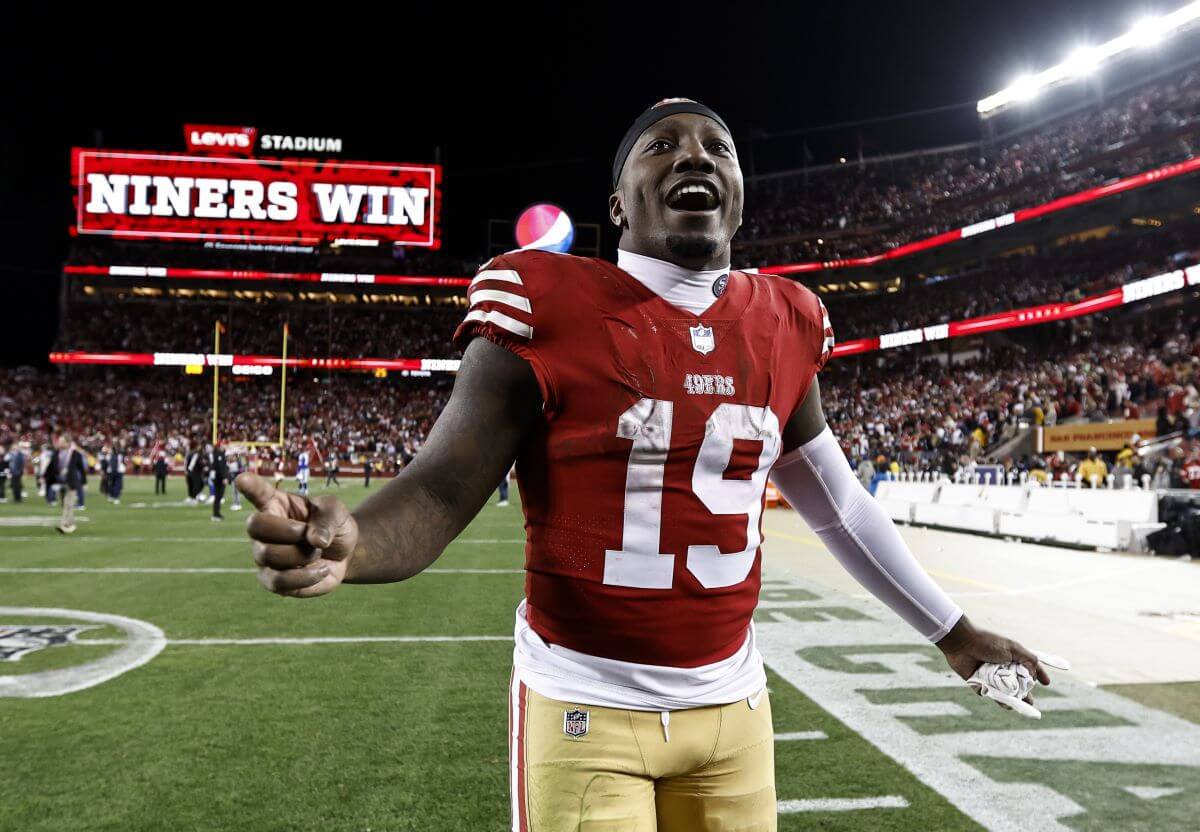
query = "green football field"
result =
(1, 476, 1197, 831)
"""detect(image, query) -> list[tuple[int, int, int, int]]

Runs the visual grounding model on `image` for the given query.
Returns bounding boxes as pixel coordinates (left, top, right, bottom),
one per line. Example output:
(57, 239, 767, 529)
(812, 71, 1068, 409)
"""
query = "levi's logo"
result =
(184, 124, 257, 156)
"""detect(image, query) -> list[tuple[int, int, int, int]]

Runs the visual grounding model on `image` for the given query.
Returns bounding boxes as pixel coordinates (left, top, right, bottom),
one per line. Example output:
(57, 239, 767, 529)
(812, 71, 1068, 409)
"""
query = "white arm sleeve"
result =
(771, 425, 963, 642)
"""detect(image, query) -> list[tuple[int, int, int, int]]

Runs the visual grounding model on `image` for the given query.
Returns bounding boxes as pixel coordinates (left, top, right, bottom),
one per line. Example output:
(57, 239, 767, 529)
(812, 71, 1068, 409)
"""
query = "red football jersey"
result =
(453, 250, 833, 668)
(1184, 458, 1200, 489)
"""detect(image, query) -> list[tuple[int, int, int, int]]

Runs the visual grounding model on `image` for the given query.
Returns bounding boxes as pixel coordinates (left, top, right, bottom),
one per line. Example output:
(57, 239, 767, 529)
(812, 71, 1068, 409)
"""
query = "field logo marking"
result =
(756, 576, 1200, 831)
(0, 624, 100, 661)
(0, 607, 165, 698)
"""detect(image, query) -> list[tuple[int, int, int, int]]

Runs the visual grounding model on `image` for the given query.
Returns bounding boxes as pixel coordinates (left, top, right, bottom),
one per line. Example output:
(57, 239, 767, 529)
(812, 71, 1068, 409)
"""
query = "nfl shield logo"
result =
(689, 324, 715, 355)
(563, 709, 589, 738)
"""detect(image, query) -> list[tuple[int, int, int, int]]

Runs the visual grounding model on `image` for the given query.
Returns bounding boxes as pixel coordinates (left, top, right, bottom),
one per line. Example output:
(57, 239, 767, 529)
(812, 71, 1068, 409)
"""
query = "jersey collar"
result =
(616, 249, 730, 317)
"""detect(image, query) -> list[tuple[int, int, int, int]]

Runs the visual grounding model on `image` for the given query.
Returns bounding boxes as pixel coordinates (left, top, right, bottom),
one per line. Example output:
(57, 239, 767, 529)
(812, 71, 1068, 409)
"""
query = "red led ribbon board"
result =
(71, 149, 441, 247)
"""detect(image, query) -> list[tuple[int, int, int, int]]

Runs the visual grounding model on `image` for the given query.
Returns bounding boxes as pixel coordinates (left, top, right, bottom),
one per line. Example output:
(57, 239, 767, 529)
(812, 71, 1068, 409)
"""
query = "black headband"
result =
(612, 98, 731, 189)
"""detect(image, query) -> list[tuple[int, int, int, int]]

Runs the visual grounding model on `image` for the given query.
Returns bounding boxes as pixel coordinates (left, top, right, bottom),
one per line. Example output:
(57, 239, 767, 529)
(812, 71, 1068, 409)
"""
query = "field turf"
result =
(0, 475, 1194, 831)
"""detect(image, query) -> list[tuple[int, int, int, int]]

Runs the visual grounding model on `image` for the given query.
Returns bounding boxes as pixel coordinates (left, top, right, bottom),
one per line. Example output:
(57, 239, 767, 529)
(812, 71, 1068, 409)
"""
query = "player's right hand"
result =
(235, 472, 359, 598)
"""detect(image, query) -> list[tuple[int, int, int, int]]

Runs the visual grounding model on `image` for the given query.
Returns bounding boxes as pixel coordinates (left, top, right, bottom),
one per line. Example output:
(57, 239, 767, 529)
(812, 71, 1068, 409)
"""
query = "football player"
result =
(237, 99, 1051, 832)
(295, 447, 310, 496)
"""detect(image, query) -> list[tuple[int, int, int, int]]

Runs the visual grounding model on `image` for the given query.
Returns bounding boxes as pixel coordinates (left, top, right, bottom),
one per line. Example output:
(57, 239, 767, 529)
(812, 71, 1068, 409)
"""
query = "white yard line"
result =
(0, 567, 521, 575)
(0, 517, 91, 527)
(777, 796, 909, 813)
(0, 536, 523, 544)
(75, 635, 512, 646)
(775, 731, 828, 741)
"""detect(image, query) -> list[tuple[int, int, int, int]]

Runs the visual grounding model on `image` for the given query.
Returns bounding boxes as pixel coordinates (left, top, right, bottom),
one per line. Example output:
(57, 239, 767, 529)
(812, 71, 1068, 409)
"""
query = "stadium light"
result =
(1062, 47, 1100, 77)
(1129, 16, 1167, 46)
(977, 1, 1200, 116)
(1010, 75, 1040, 101)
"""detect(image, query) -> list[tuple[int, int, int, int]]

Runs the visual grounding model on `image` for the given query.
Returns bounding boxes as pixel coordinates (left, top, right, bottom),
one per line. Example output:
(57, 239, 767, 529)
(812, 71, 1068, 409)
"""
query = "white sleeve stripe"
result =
(464, 308, 533, 340)
(470, 269, 524, 291)
(468, 289, 533, 313)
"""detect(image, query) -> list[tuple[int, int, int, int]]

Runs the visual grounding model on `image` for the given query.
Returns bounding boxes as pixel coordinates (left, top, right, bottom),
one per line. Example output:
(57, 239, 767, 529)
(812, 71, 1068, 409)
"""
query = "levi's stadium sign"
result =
(183, 124, 344, 157)
(71, 148, 441, 247)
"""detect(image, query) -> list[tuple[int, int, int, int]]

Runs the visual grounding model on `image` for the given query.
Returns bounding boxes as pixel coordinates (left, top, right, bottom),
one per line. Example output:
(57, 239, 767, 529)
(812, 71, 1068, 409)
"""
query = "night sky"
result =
(0, 1, 1161, 365)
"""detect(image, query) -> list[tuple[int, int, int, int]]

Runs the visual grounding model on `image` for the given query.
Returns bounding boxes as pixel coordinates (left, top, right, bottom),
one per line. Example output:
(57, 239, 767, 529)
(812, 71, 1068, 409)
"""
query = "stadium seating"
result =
(737, 66, 1200, 263)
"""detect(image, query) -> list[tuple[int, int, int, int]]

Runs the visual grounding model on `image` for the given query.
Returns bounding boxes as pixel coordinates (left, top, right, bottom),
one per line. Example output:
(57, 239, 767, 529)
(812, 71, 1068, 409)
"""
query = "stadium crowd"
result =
(0, 370, 450, 477)
(738, 67, 1200, 264)
(824, 304, 1200, 487)
(823, 222, 1200, 339)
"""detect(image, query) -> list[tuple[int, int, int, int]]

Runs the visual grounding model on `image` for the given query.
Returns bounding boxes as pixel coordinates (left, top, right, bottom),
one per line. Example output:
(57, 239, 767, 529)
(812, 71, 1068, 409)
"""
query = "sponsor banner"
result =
(184, 124, 256, 156)
(760, 156, 1200, 275)
(47, 351, 463, 374)
(64, 265, 470, 287)
(71, 149, 441, 247)
(1040, 418, 1156, 452)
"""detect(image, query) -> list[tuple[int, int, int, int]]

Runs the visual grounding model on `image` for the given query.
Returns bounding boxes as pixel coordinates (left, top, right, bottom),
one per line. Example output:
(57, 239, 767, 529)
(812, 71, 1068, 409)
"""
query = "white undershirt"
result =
(616, 248, 729, 316)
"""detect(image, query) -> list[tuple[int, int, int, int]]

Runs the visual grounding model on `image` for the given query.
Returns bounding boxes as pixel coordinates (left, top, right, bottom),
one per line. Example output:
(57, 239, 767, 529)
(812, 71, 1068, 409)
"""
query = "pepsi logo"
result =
(515, 203, 574, 253)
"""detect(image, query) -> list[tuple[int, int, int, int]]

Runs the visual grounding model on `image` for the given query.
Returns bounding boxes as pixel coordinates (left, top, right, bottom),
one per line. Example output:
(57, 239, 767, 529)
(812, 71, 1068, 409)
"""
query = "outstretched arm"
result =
(775, 378, 1051, 699)
(237, 337, 542, 595)
(345, 337, 542, 582)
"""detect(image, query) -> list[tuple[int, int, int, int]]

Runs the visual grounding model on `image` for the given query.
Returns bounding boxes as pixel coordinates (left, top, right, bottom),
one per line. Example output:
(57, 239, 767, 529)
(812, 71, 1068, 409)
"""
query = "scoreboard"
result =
(71, 148, 442, 248)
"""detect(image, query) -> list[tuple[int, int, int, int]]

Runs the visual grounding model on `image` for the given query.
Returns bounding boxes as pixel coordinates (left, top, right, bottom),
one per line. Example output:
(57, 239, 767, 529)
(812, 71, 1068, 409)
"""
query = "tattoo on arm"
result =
(343, 338, 542, 583)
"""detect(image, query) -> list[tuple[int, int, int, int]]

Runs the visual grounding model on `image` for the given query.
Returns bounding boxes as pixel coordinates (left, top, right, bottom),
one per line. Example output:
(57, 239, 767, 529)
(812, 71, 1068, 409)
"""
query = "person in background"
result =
(202, 443, 216, 503)
(185, 442, 202, 503)
(1116, 441, 1135, 471)
(39, 443, 54, 504)
(0, 442, 9, 503)
(497, 464, 510, 507)
(154, 451, 169, 495)
(46, 434, 86, 535)
(8, 442, 26, 503)
(1181, 445, 1200, 490)
(363, 456, 372, 489)
(1157, 405, 1174, 440)
(210, 442, 229, 521)
(1078, 447, 1108, 488)
(98, 445, 111, 499)
(1111, 455, 1135, 489)
(75, 453, 88, 511)
(856, 454, 876, 491)
(295, 447, 311, 495)
(107, 443, 126, 504)
(325, 453, 340, 487)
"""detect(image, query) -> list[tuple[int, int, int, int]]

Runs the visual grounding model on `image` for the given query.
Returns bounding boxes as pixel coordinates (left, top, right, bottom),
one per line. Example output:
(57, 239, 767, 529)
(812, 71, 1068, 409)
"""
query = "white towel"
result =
(967, 651, 1071, 719)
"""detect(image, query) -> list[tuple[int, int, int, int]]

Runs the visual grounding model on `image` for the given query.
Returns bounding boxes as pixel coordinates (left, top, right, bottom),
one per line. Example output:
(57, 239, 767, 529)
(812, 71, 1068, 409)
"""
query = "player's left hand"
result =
(935, 616, 1055, 712)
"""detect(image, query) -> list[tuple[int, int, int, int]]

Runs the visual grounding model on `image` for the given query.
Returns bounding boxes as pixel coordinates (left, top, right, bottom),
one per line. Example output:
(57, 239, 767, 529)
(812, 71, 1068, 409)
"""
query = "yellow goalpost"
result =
(211, 321, 290, 455)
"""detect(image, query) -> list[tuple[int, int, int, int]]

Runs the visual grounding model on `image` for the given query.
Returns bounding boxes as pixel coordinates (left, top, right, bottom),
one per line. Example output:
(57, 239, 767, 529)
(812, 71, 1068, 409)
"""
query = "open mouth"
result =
(665, 180, 720, 212)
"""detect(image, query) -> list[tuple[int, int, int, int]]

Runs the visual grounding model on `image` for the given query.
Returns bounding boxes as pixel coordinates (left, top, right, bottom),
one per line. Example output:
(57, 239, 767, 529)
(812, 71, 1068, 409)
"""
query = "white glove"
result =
(967, 650, 1070, 719)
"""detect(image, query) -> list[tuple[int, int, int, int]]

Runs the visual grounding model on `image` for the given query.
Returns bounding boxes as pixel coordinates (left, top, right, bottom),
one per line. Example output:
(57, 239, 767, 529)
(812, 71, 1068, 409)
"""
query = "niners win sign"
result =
(72, 149, 441, 247)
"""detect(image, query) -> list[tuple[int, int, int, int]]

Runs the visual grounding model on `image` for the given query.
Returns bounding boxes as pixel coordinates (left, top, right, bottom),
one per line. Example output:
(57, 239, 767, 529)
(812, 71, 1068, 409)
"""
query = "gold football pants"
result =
(508, 674, 776, 831)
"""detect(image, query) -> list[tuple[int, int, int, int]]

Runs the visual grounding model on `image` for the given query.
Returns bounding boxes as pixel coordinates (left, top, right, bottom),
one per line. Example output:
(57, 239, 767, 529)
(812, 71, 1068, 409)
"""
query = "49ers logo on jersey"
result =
(684, 374, 735, 396)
